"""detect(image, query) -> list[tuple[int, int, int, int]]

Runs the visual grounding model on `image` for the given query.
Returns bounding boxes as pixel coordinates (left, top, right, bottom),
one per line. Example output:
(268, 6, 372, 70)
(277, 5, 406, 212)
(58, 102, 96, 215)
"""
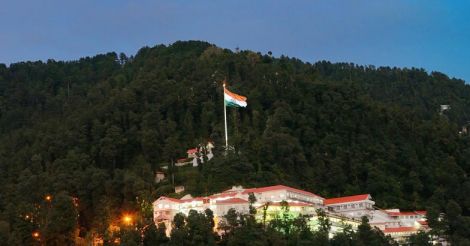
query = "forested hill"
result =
(0, 40, 469, 244)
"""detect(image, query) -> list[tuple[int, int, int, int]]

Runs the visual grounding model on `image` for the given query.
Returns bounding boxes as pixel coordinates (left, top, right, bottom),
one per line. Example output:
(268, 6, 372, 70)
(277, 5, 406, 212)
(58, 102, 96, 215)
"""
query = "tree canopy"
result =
(0, 40, 469, 244)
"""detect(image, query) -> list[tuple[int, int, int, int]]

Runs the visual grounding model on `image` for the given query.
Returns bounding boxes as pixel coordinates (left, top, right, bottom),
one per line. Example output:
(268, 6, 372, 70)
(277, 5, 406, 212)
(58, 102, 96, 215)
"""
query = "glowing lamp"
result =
(122, 214, 133, 225)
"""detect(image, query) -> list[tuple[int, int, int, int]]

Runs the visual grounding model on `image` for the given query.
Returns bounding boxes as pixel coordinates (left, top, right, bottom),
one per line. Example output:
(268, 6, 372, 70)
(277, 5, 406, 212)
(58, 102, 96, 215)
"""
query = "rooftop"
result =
(187, 148, 198, 154)
(386, 211, 427, 217)
(383, 227, 417, 233)
(324, 194, 371, 205)
(157, 196, 182, 203)
(241, 185, 324, 199)
(215, 198, 248, 204)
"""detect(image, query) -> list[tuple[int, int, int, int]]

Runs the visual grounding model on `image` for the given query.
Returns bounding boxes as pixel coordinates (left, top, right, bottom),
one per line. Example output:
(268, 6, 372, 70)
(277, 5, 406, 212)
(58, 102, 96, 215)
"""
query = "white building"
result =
(235, 185, 324, 206)
(153, 185, 428, 242)
(184, 142, 215, 167)
(155, 171, 165, 183)
(153, 185, 324, 235)
(324, 194, 375, 219)
(324, 194, 428, 242)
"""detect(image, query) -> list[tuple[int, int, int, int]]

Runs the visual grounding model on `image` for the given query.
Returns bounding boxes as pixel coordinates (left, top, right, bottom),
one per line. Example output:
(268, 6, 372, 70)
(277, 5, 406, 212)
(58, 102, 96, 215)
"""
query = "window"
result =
(359, 203, 363, 207)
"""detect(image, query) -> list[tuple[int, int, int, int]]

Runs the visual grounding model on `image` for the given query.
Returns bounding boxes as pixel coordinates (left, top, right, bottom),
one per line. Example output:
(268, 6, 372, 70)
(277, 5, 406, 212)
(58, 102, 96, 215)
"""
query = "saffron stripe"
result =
(224, 88, 247, 102)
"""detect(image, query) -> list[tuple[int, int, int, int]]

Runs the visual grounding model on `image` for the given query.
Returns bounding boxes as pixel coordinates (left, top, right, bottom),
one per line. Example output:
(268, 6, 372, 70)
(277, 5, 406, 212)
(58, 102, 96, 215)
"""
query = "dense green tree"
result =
(0, 40, 469, 243)
(407, 231, 432, 246)
(355, 217, 396, 246)
(0, 221, 9, 246)
(120, 227, 140, 246)
(143, 223, 169, 246)
(170, 213, 188, 246)
(43, 192, 78, 246)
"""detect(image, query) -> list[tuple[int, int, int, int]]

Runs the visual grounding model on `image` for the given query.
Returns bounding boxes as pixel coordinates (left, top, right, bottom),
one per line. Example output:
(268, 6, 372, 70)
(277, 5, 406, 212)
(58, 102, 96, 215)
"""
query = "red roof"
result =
(383, 227, 417, 233)
(181, 197, 206, 203)
(187, 148, 198, 154)
(418, 221, 428, 226)
(242, 185, 323, 199)
(386, 211, 426, 217)
(415, 210, 427, 215)
(324, 194, 370, 205)
(209, 192, 238, 199)
(158, 196, 182, 203)
(216, 198, 248, 204)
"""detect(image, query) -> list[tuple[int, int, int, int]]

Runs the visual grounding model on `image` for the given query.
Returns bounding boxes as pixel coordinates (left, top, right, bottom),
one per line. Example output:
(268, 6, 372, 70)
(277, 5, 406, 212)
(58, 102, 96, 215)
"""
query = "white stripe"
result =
(224, 93, 247, 107)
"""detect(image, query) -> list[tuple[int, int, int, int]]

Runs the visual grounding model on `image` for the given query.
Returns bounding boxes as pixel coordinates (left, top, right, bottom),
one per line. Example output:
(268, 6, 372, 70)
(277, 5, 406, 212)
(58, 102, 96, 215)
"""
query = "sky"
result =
(1, 0, 470, 82)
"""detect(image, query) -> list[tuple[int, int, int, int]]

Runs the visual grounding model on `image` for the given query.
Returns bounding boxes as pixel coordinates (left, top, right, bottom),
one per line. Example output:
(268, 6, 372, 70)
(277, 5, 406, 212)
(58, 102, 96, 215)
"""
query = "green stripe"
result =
(225, 100, 242, 108)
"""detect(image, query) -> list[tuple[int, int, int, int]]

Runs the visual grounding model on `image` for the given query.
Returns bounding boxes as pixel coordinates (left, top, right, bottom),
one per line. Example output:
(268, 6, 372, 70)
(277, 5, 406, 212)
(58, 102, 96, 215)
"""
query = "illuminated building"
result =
(155, 185, 341, 235)
(325, 194, 429, 241)
(153, 184, 428, 241)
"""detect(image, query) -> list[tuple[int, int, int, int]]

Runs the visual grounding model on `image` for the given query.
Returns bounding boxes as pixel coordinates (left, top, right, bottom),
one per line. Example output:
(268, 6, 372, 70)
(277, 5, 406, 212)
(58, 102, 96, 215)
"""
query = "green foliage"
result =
(169, 210, 218, 246)
(0, 221, 9, 246)
(171, 208, 397, 246)
(355, 217, 396, 246)
(0, 40, 469, 243)
(407, 231, 432, 246)
(120, 228, 140, 246)
(143, 223, 169, 246)
(43, 192, 78, 245)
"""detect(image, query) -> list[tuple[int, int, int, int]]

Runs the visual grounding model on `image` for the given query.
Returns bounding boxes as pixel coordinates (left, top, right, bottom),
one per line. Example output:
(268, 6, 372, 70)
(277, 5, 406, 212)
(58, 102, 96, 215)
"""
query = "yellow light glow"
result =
(122, 214, 133, 225)
(45, 195, 52, 201)
(32, 232, 40, 238)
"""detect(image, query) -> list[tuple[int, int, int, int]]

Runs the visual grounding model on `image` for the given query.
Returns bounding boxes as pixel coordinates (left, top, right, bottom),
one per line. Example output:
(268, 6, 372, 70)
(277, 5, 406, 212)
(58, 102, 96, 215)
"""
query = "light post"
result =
(43, 194, 52, 243)
(122, 214, 134, 226)
(32, 231, 41, 244)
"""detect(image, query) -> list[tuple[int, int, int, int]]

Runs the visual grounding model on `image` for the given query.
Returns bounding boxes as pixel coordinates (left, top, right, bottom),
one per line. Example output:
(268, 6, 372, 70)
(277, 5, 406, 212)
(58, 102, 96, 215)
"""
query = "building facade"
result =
(153, 184, 428, 241)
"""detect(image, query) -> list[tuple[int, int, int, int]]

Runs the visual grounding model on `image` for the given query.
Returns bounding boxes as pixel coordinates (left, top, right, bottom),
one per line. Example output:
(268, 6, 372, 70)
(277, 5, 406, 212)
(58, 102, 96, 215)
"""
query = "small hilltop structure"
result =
(175, 141, 215, 167)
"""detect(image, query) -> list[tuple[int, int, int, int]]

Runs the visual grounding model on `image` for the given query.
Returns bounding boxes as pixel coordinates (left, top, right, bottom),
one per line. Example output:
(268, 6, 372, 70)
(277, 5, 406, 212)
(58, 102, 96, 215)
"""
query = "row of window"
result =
(401, 215, 421, 219)
(286, 192, 317, 203)
(332, 202, 371, 211)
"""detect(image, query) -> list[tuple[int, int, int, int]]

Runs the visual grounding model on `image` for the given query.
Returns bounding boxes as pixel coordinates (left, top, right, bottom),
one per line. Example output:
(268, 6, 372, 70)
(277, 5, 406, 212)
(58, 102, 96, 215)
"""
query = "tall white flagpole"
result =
(223, 82, 228, 150)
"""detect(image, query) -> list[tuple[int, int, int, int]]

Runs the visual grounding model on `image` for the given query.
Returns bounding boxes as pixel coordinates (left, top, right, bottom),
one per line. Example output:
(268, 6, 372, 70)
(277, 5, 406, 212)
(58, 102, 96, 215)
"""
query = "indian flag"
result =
(224, 87, 247, 108)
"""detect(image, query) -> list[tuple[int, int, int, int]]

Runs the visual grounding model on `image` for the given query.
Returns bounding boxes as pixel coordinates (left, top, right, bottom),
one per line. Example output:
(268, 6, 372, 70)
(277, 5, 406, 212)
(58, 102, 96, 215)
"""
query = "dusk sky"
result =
(2, 0, 469, 82)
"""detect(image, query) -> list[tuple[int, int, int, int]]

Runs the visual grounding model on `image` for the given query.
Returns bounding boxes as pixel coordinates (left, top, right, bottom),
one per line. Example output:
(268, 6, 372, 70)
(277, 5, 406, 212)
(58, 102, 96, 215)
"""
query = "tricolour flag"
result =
(224, 87, 247, 108)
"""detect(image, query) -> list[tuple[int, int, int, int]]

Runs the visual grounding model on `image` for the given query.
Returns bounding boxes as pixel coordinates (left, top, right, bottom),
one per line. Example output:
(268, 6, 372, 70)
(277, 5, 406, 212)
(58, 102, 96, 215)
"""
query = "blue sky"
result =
(1, 0, 469, 82)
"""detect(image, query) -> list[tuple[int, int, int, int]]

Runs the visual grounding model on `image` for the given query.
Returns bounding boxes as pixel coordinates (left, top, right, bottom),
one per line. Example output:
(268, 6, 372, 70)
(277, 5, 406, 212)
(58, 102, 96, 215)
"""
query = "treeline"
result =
(122, 201, 427, 246)
(119, 202, 414, 246)
(0, 41, 469, 244)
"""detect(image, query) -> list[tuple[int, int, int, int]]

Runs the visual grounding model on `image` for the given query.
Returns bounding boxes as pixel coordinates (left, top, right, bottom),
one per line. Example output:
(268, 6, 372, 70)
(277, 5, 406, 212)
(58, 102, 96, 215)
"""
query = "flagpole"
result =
(223, 82, 228, 150)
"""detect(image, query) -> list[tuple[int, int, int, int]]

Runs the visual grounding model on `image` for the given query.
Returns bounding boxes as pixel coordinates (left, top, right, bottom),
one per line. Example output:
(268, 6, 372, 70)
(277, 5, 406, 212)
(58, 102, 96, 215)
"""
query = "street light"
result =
(122, 214, 133, 226)
(45, 195, 52, 202)
(32, 231, 40, 239)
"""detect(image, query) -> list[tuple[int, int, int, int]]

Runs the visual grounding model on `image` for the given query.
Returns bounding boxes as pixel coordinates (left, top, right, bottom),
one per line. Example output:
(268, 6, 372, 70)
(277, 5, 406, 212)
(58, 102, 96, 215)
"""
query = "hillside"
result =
(0, 41, 469, 244)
